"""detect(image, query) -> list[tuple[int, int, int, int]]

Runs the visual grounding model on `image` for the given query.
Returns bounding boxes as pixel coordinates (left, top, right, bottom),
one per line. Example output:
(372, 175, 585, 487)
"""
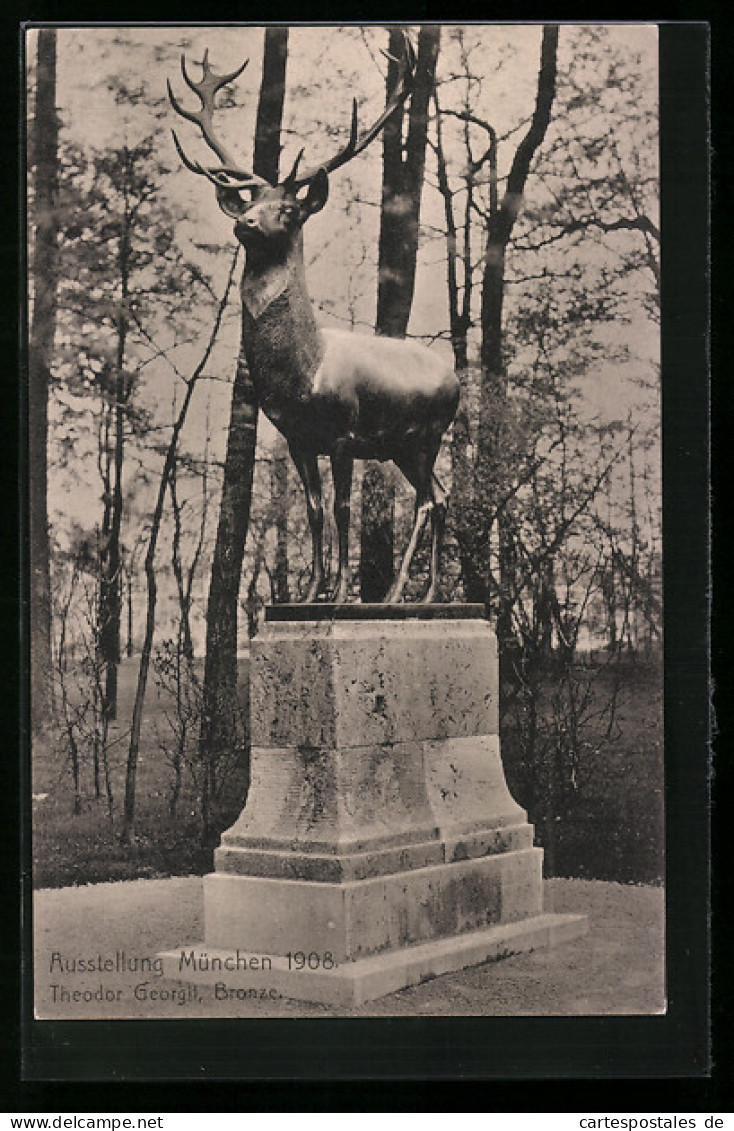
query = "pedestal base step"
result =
(159, 912, 587, 1008)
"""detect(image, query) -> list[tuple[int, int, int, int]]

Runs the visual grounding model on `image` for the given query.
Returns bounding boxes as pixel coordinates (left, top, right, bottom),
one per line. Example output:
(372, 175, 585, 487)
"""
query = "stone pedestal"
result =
(161, 606, 586, 1006)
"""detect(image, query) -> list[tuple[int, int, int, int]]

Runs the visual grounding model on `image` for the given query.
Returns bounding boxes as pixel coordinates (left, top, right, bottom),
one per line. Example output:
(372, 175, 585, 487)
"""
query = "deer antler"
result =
(168, 49, 270, 191)
(283, 30, 417, 190)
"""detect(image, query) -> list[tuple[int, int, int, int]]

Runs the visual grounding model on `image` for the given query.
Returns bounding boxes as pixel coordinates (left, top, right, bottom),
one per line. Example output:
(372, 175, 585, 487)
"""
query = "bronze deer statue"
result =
(169, 39, 459, 603)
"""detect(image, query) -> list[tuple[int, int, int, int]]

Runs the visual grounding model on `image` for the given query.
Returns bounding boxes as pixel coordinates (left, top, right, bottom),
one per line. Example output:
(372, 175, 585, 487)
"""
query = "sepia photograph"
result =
(26, 23, 671, 1035)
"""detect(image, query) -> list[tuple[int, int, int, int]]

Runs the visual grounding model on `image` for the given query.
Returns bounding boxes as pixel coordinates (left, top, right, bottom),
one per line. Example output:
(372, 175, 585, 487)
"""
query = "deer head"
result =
(168, 35, 416, 253)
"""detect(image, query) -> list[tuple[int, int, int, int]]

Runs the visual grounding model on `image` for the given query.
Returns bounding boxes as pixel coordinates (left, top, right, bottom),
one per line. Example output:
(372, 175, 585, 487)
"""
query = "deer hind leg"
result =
(423, 471, 449, 604)
(330, 445, 354, 604)
(385, 447, 435, 604)
(289, 444, 325, 603)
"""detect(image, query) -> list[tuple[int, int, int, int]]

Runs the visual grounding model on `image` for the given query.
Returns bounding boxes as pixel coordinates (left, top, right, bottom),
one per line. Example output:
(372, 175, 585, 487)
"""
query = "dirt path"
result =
(33, 876, 664, 1019)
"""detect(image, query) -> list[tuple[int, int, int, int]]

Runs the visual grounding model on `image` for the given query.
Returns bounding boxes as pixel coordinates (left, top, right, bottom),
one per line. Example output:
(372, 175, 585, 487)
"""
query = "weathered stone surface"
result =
(215, 836, 448, 882)
(204, 846, 543, 961)
(216, 731, 533, 882)
(159, 912, 589, 1008)
(425, 733, 526, 837)
(215, 823, 533, 882)
(249, 618, 499, 749)
(164, 612, 587, 1006)
(226, 615, 511, 881)
(221, 739, 440, 857)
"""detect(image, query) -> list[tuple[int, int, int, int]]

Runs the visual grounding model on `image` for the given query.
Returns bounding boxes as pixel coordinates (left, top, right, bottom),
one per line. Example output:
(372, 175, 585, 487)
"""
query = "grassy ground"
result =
(502, 656, 664, 884)
(32, 657, 249, 888)
(32, 653, 663, 889)
(499, 660, 660, 886)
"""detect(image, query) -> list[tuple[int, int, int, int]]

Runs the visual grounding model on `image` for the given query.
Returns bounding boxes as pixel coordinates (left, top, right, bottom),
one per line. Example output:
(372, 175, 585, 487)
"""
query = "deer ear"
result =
(300, 169, 329, 218)
(216, 186, 248, 219)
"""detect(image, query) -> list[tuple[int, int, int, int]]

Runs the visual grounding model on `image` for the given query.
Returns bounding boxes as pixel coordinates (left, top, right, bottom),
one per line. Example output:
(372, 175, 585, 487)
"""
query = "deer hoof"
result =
(331, 581, 350, 604)
(301, 579, 323, 603)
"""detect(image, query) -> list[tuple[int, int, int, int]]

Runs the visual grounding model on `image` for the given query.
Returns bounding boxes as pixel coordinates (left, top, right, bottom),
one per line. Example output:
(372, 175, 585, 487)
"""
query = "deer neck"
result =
(240, 235, 323, 389)
(241, 240, 298, 321)
(239, 235, 325, 423)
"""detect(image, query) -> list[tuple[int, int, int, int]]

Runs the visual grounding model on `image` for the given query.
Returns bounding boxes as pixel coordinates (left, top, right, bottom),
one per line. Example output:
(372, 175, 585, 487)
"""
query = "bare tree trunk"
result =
(121, 255, 238, 844)
(477, 25, 558, 642)
(98, 194, 132, 723)
(375, 27, 440, 337)
(198, 27, 288, 842)
(361, 26, 440, 601)
(126, 570, 133, 657)
(432, 71, 484, 603)
(29, 28, 58, 734)
(56, 571, 82, 814)
(169, 469, 195, 661)
(433, 28, 558, 613)
(199, 353, 258, 838)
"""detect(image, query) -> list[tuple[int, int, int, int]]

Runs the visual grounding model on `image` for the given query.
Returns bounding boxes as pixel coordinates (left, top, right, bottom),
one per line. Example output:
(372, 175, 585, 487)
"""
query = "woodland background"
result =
(27, 24, 663, 888)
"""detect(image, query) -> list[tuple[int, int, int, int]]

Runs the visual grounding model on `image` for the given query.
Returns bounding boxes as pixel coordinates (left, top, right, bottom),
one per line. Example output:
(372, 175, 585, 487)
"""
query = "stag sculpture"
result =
(169, 39, 459, 603)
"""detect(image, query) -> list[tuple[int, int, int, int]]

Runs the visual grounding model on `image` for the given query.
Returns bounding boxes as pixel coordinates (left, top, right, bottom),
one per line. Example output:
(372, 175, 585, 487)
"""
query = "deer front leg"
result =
(330, 446, 354, 603)
(289, 444, 325, 603)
